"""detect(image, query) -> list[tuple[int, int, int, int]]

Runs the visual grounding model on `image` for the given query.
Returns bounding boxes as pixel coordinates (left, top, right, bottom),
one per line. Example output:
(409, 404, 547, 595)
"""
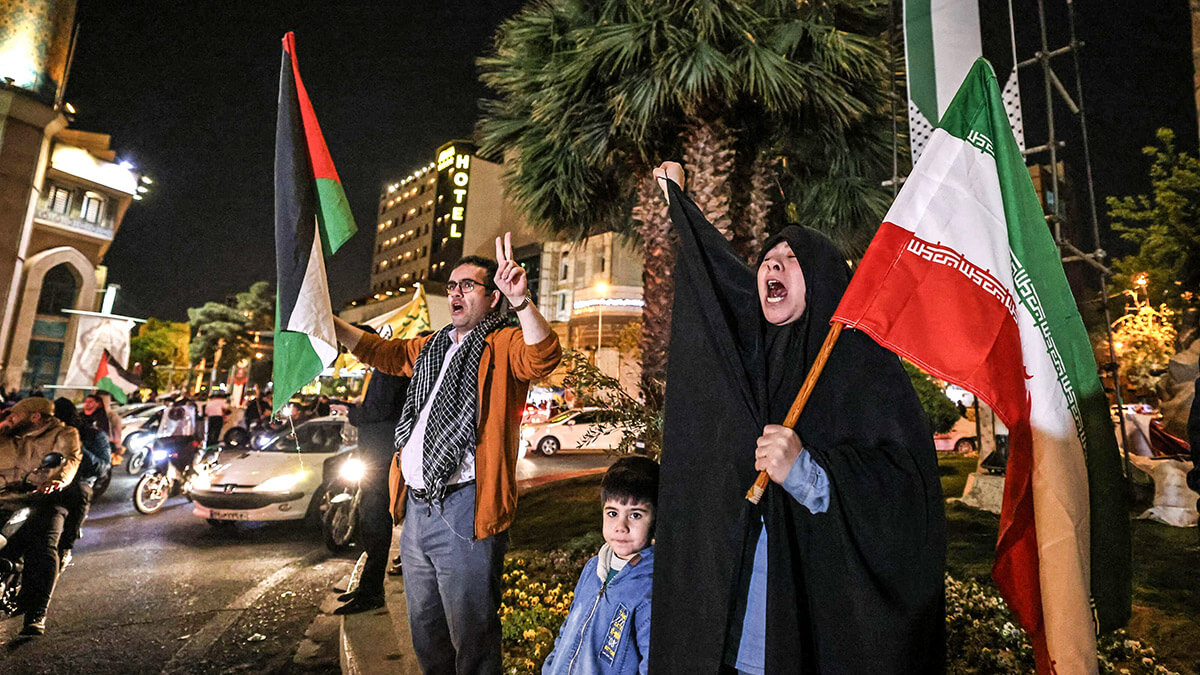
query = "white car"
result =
(520, 408, 626, 456)
(190, 416, 354, 524)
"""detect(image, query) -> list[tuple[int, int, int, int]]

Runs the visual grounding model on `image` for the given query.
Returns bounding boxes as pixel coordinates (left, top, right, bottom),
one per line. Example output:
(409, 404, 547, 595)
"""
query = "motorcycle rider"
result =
(0, 396, 82, 636)
(52, 398, 112, 571)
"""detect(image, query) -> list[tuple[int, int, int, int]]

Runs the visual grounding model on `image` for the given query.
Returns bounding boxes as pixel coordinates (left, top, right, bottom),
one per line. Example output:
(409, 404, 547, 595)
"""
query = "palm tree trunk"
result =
(742, 151, 775, 257)
(631, 173, 673, 389)
(683, 118, 736, 242)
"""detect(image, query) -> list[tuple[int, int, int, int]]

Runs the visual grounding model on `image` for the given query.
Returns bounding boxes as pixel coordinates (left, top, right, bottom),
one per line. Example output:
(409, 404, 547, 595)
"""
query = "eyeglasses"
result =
(445, 278, 490, 294)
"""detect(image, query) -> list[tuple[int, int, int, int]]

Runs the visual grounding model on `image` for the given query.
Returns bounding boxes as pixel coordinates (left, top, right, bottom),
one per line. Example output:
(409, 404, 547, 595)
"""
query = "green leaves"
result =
(1105, 127, 1200, 332)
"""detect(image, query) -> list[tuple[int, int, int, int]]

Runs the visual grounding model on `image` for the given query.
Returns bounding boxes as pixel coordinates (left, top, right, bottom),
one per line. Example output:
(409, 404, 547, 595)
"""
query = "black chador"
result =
(649, 180, 945, 673)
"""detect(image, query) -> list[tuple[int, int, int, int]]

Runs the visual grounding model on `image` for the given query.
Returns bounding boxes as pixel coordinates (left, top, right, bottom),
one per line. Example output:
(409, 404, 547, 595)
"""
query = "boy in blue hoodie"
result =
(543, 456, 657, 675)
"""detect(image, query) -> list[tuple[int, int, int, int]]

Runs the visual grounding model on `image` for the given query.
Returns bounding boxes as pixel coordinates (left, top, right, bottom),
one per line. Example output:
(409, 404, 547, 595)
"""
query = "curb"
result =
(338, 467, 606, 673)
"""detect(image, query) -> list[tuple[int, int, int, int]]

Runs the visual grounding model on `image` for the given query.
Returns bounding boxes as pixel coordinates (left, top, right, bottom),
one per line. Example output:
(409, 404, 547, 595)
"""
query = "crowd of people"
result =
(324, 168, 947, 674)
(0, 169, 956, 671)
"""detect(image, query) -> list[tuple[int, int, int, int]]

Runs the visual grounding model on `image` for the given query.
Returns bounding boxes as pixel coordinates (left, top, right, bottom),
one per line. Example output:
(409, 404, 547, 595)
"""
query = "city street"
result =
(0, 449, 613, 674)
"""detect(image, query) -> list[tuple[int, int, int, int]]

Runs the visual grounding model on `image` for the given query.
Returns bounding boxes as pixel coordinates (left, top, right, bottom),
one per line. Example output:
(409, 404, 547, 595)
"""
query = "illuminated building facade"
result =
(360, 142, 645, 389)
(370, 140, 533, 297)
(0, 0, 142, 391)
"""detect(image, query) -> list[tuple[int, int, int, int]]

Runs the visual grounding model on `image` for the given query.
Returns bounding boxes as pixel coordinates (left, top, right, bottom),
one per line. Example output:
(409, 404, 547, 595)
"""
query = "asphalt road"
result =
(0, 471, 353, 675)
(0, 449, 613, 674)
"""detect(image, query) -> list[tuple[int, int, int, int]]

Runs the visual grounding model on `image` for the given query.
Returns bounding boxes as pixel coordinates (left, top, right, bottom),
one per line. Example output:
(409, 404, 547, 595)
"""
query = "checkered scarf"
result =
(393, 310, 507, 502)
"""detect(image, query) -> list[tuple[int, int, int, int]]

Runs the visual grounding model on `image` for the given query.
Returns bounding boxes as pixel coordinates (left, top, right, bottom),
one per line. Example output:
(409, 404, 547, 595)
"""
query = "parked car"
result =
(188, 416, 354, 526)
(520, 408, 627, 457)
(934, 416, 978, 453)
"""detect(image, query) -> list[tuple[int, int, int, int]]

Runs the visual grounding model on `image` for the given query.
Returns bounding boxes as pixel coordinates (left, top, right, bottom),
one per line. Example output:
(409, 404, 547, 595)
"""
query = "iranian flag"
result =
(833, 59, 1129, 673)
(93, 350, 141, 404)
(274, 32, 356, 414)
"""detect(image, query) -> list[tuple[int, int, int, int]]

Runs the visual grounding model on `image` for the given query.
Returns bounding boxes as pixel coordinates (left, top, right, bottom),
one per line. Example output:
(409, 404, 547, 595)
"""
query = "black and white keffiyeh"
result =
(394, 310, 507, 502)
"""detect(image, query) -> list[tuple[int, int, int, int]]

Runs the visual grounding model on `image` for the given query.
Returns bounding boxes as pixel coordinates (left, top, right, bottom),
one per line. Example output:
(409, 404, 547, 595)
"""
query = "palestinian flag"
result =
(833, 59, 1129, 673)
(904, 0, 1025, 162)
(274, 32, 356, 413)
(94, 350, 141, 404)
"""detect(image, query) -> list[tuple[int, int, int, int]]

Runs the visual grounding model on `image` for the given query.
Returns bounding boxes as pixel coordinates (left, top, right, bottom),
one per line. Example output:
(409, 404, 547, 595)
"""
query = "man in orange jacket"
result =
(332, 232, 561, 673)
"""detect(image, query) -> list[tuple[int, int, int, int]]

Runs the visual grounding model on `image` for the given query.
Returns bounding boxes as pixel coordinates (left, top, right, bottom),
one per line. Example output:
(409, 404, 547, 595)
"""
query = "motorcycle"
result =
(0, 452, 66, 616)
(122, 411, 163, 475)
(320, 452, 366, 553)
(132, 436, 216, 515)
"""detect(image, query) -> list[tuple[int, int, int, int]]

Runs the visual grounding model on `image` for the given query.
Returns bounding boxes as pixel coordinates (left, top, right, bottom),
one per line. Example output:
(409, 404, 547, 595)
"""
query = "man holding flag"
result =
(331, 233, 560, 673)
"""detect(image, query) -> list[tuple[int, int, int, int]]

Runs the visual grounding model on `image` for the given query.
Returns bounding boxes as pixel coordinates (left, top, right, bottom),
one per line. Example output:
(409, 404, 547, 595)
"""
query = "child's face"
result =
(602, 499, 654, 559)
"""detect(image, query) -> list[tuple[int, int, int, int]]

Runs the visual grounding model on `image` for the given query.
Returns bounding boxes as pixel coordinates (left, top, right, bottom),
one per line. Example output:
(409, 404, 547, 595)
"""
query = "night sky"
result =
(66, 1, 526, 321)
(63, 1, 1197, 322)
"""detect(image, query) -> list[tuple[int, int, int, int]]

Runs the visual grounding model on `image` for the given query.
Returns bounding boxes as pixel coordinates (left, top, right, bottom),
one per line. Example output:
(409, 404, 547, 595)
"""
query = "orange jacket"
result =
(351, 326, 562, 539)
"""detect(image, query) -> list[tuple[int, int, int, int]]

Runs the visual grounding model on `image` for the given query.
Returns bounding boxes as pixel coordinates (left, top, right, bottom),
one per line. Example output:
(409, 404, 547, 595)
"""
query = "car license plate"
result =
(208, 509, 250, 521)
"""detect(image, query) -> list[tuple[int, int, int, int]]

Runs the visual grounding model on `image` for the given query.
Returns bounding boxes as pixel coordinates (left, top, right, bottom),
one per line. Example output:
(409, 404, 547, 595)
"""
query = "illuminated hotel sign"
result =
(429, 141, 474, 281)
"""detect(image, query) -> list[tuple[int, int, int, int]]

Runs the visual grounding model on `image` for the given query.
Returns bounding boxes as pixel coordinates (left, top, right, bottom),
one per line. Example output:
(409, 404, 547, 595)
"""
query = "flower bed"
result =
(501, 550, 1176, 675)
(502, 534, 600, 674)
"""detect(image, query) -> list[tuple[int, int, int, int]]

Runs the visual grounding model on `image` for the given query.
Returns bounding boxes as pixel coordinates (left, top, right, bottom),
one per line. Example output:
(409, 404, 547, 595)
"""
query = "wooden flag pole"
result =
(745, 322, 844, 504)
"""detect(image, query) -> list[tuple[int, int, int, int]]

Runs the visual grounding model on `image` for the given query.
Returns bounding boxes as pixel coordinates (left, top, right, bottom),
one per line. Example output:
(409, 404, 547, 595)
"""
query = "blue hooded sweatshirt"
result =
(543, 544, 653, 675)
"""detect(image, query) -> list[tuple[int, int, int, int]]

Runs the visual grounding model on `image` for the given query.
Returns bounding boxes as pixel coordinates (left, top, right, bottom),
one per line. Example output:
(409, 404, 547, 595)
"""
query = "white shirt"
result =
(400, 330, 477, 489)
(204, 398, 229, 417)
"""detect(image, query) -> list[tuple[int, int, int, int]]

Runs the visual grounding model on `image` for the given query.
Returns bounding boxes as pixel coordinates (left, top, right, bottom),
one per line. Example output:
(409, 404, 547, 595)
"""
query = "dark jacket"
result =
(543, 546, 653, 675)
(348, 369, 409, 463)
(75, 426, 112, 483)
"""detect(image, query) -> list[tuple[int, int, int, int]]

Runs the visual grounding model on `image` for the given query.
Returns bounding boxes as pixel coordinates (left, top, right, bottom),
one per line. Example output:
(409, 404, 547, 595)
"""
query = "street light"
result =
(594, 282, 608, 352)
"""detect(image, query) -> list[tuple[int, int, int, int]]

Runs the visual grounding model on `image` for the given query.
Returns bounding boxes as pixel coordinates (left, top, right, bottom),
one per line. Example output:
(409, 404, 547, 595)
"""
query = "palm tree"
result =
(478, 0, 893, 387)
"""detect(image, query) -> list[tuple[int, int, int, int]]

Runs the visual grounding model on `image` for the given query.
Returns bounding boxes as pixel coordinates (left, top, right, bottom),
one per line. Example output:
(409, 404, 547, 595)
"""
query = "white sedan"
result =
(189, 416, 354, 524)
(520, 408, 626, 456)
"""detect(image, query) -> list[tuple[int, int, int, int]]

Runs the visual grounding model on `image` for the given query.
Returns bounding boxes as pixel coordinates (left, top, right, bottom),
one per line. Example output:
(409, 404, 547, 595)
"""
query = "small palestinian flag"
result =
(274, 32, 356, 414)
(94, 351, 141, 404)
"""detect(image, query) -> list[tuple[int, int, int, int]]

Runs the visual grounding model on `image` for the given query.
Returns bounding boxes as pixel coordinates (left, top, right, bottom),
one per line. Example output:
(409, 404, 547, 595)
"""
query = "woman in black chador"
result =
(648, 163, 945, 674)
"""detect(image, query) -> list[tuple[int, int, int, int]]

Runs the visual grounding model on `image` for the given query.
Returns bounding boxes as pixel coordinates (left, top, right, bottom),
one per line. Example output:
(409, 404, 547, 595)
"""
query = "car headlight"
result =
(151, 449, 169, 462)
(339, 458, 365, 483)
(253, 471, 306, 492)
(191, 473, 212, 491)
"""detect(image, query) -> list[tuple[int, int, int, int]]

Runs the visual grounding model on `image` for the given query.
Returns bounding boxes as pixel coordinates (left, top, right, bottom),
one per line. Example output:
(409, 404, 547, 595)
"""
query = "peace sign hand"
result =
(494, 232, 527, 302)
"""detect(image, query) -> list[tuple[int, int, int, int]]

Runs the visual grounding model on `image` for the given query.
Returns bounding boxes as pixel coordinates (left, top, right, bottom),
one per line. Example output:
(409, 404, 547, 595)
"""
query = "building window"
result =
(36, 264, 78, 315)
(49, 185, 71, 213)
(81, 192, 105, 224)
(560, 252, 569, 281)
(599, 253, 607, 273)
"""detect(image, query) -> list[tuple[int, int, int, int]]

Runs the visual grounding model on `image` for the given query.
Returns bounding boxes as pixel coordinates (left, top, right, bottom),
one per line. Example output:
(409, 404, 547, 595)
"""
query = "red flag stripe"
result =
(93, 354, 110, 383)
(281, 32, 341, 183)
(832, 221, 1050, 669)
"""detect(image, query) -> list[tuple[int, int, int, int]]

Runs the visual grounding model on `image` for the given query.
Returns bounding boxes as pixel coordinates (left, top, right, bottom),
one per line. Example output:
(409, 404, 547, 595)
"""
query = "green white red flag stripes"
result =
(904, 0, 1025, 162)
(274, 32, 356, 414)
(94, 350, 141, 404)
(832, 59, 1129, 673)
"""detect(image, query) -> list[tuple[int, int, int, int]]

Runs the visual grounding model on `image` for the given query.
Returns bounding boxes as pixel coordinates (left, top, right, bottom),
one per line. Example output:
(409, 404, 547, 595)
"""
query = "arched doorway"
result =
(21, 263, 79, 392)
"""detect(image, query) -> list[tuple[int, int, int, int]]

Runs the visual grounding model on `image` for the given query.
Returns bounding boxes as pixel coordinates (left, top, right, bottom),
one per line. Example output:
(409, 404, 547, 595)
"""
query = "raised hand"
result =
(494, 232, 527, 302)
(653, 161, 685, 202)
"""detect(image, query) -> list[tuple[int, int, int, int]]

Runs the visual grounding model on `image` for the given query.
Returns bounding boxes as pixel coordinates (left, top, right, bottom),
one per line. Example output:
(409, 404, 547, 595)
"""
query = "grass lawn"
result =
(510, 459, 1200, 673)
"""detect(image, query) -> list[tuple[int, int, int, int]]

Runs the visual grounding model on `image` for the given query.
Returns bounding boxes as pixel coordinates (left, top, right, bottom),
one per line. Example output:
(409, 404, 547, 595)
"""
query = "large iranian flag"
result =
(273, 32, 356, 413)
(833, 59, 1129, 673)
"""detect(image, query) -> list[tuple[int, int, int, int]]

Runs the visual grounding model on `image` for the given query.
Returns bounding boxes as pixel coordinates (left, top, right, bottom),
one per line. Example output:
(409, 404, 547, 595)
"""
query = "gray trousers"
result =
(401, 483, 507, 674)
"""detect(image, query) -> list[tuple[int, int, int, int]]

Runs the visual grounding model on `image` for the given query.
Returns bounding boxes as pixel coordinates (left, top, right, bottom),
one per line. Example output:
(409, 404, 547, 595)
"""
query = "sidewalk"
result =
(338, 467, 607, 674)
